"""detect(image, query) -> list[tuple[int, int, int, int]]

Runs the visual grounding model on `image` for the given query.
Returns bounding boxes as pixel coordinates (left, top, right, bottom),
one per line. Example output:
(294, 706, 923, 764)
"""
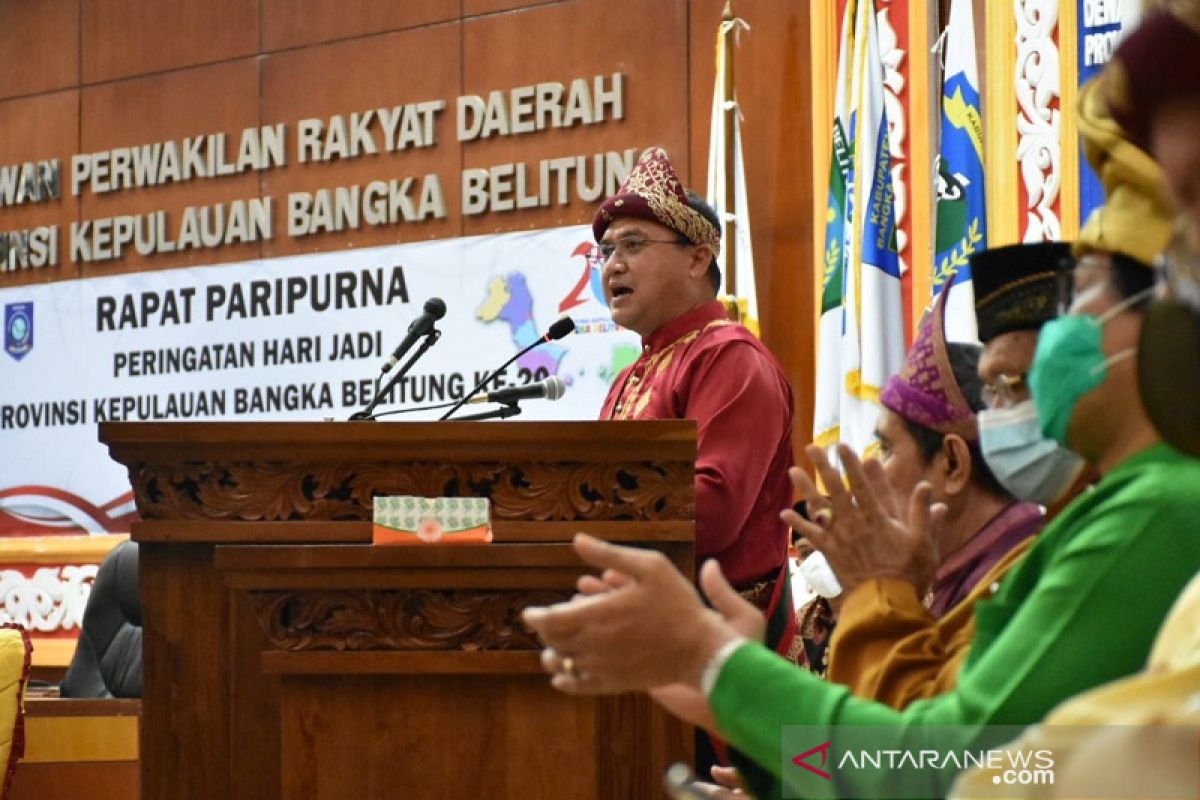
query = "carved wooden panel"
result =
(128, 460, 693, 522)
(252, 588, 569, 651)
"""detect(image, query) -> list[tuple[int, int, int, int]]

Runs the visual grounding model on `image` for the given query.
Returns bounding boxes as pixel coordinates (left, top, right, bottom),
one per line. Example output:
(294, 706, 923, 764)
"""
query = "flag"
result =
(932, 0, 987, 341)
(706, 14, 759, 336)
(813, 0, 906, 456)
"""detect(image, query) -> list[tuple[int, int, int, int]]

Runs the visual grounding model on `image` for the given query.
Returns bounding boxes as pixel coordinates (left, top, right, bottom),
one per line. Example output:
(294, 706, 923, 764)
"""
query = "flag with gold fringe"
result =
(706, 9, 759, 336)
(813, 0, 906, 455)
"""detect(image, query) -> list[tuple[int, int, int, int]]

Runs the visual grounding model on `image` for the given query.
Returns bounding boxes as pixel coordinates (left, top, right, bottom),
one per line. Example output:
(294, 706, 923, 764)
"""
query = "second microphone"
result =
(466, 376, 566, 405)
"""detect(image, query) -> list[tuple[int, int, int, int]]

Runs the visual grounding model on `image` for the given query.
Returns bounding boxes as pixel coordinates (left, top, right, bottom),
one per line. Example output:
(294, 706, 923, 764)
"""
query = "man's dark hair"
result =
(900, 342, 1010, 499)
(685, 190, 722, 294)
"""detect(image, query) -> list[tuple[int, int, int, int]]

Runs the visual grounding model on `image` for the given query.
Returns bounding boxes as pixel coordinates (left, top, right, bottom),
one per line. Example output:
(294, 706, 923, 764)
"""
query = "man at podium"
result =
(593, 147, 795, 623)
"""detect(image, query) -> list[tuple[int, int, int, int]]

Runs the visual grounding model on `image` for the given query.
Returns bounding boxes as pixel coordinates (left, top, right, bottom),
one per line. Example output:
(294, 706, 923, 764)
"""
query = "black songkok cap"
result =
(970, 242, 1074, 344)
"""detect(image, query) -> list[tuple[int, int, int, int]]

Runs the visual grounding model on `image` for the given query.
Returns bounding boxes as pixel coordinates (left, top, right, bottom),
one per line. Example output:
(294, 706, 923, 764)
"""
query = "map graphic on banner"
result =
(0, 225, 639, 536)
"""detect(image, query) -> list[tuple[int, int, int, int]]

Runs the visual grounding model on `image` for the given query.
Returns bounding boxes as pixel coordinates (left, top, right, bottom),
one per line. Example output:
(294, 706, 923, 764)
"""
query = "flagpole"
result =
(721, 0, 738, 303)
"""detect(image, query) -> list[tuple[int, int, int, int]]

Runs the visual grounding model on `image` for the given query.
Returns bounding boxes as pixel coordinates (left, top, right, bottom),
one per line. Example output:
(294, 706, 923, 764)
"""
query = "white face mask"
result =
(797, 550, 843, 599)
(978, 399, 1087, 507)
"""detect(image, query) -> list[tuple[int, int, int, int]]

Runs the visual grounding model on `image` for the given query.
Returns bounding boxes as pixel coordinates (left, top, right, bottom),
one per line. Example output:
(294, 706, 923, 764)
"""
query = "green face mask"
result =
(1028, 288, 1152, 447)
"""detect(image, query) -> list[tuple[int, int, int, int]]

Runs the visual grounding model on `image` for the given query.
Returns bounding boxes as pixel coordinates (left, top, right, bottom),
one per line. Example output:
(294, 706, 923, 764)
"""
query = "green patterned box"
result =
(372, 496, 493, 545)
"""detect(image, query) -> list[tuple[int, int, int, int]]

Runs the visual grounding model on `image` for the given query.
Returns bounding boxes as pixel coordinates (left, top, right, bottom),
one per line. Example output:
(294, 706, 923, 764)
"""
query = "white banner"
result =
(0, 226, 638, 535)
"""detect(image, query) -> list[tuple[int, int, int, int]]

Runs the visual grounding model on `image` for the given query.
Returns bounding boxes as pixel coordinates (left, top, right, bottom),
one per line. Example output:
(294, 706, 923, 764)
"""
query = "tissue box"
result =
(372, 496, 493, 545)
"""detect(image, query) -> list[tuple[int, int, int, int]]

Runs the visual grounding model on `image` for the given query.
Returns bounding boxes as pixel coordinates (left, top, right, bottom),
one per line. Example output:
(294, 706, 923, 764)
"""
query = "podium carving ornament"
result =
(128, 460, 692, 522)
(252, 588, 570, 651)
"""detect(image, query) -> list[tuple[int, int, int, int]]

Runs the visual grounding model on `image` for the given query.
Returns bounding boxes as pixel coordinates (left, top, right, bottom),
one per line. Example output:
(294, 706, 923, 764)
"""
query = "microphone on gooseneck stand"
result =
(349, 297, 447, 421)
(439, 316, 576, 421)
(466, 376, 566, 405)
(380, 297, 447, 374)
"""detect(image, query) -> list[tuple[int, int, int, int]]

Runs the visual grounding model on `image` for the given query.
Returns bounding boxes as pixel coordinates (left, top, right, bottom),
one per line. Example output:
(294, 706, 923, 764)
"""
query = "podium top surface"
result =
(99, 419, 697, 463)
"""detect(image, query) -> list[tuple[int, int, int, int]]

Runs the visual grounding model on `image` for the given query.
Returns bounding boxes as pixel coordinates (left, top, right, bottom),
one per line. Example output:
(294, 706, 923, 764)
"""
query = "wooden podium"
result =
(99, 420, 696, 799)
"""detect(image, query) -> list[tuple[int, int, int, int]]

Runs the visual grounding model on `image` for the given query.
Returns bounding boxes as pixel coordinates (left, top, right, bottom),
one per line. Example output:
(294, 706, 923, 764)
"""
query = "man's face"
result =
(599, 218, 703, 337)
(1152, 100, 1200, 235)
(978, 330, 1039, 409)
(1061, 252, 1145, 451)
(874, 408, 943, 503)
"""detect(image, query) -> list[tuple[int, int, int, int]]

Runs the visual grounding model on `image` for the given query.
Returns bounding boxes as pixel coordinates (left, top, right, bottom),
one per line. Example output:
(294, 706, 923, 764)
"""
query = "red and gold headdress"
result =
(592, 147, 721, 256)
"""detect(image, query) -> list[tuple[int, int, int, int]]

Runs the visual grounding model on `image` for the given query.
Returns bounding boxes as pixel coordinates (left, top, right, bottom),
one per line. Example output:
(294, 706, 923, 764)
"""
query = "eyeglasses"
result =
(595, 236, 691, 263)
(1159, 223, 1200, 311)
(981, 372, 1029, 408)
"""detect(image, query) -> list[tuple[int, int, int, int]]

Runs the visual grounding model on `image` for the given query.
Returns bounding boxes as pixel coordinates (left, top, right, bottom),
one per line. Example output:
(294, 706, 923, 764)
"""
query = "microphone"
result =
(543, 316, 576, 342)
(467, 376, 566, 405)
(439, 316, 576, 420)
(381, 297, 446, 373)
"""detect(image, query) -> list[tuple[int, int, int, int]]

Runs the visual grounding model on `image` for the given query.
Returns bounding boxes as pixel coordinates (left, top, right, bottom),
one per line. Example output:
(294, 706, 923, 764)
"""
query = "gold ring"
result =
(813, 507, 834, 526)
(561, 656, 578, 678)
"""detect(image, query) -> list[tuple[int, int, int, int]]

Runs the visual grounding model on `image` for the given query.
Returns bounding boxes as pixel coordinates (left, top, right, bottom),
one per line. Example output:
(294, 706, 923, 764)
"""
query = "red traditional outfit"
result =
(591, 147, 797, 779)
(599, 299, 795, 590)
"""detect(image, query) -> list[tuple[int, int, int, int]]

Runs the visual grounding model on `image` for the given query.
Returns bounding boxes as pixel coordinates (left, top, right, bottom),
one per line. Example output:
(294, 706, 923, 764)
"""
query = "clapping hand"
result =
(782, 444, 945, 598)
(523, 534, 755, 695)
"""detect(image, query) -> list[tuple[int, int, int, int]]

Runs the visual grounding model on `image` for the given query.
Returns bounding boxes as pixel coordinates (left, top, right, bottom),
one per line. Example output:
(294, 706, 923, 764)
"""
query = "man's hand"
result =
(781, 444, 945, 597)
(523, 534, 743, 694)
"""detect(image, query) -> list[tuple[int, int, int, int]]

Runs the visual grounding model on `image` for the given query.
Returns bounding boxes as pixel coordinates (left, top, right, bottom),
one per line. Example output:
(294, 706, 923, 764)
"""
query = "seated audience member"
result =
(951, 232, 1200, 794)
(523, 96, 1200, 799)
(827, 241, 1076, 706)
(789, 283, 1043, 676)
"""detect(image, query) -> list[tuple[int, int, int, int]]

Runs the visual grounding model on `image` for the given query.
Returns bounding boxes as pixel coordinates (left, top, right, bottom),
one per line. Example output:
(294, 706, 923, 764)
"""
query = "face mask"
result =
(1029, 287, 1153, 447)
(978, 400, 1087, 506)
(797, 550, 843, 599)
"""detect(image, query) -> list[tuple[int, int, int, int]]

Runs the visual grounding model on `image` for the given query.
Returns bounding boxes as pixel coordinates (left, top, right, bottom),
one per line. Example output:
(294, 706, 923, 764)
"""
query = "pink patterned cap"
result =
(880, 284, 978, 441)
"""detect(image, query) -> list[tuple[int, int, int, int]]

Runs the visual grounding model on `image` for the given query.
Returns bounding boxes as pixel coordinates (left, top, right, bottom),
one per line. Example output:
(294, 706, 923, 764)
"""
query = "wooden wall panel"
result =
(260, 0, 456, 52)
(463, 0, 565, 16)
(0, 0, 79, 100)
(460, 0, 690, 237)
(0, 90, 80, 287)
(77, 58, 263, 275)
(687, 0, 816, 456)
(0, 0, 818, 466)
(259, 23, 463, 257)
(81, 0, 260, 84)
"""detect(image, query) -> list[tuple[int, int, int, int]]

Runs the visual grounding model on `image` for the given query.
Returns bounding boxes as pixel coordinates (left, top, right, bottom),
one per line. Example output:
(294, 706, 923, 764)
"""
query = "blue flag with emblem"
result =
(933, 0, 987, 341)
